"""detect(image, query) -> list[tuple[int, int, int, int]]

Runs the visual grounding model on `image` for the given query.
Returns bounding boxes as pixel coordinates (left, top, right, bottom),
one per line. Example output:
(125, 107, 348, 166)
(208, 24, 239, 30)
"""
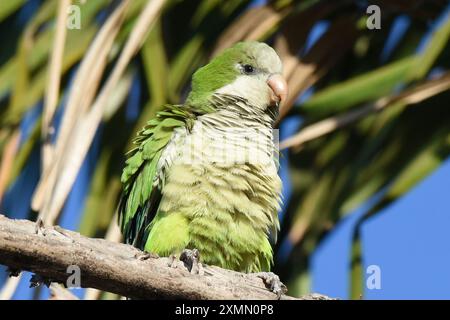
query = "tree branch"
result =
(0, 215, 333, 300)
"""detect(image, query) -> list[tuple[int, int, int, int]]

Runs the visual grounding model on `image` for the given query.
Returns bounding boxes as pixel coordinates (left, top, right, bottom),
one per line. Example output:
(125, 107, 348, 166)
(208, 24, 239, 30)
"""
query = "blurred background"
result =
(0, 0, 450, 300)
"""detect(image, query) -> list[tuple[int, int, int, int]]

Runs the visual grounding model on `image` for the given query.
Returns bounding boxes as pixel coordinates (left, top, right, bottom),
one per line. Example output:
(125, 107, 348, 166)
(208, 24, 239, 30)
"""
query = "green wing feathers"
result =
(119, 105, 193, 248)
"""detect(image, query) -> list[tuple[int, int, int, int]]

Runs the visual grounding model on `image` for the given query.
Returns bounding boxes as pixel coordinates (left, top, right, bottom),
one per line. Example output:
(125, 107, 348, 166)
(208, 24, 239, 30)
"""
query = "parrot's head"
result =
(186, 41, 288, 117)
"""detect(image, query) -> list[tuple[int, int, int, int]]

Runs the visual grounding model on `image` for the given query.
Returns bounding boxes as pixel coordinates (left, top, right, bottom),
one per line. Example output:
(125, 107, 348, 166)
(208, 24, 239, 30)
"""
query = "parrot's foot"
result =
(135, 251, 159, 261)
(35, 217, 47, 236)
(255, 272, 287, 299)
(167, 254, 178, 268)
(180, 249, 204, 275)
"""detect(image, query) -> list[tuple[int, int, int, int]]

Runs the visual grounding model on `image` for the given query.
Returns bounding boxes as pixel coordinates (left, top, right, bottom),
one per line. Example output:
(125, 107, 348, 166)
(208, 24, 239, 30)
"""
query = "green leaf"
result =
(0, 0, 26, 22)
(141, 20, 168, 106)
(301, 57, 416, 117)
(350, 237, 363, 299)
(409, 15, 450, 80)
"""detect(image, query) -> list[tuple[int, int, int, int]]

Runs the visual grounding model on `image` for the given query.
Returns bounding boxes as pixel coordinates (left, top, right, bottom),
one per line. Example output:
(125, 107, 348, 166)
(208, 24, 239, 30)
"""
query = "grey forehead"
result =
(249, 43, 283, 74)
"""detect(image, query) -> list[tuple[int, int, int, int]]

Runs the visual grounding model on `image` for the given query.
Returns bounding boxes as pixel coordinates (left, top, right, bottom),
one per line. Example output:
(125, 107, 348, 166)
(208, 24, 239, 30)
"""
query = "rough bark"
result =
(0, 215, 333, 300)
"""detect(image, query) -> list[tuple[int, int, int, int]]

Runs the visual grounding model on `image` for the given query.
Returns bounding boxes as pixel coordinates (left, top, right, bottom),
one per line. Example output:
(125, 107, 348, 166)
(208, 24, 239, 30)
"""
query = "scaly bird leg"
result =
(179, 248, 204, 275)
(254, 272, 287, 299)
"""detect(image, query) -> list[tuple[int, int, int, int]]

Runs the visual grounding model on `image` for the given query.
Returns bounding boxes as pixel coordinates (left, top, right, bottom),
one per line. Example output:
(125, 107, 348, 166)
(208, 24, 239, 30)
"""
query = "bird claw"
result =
(167, 254, 178, 268)
(35, 218, 47, 236)
(256, 272, 287, 299)
(179, 249, 204, 275)
(135, 251, 158, 261)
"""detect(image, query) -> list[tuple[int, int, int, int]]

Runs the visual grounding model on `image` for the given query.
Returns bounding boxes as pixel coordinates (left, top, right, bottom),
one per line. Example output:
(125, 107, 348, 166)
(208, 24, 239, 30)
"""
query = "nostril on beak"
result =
(267, 74, 288, 106)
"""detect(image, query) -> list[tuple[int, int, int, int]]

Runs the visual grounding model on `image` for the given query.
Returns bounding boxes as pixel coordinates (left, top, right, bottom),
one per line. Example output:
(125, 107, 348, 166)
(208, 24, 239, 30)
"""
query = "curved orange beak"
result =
(267, 74, 288, 107)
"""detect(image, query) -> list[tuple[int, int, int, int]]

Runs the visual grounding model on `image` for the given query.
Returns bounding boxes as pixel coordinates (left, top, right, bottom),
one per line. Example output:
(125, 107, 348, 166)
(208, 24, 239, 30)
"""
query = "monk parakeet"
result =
(119, 41, 288, 278)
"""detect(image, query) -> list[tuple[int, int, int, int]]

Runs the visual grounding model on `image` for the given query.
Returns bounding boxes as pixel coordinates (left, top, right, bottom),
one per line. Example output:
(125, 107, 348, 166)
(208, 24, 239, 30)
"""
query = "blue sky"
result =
(312, 155, 450, 299)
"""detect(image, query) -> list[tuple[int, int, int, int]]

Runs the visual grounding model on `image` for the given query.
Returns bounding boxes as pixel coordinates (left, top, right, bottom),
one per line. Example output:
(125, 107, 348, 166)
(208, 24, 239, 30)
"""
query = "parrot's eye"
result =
(242, 64, 255, 75)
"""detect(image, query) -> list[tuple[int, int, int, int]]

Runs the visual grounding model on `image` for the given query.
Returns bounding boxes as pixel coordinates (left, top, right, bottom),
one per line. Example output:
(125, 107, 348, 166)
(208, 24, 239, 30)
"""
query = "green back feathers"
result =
(119, 105, 194, 247)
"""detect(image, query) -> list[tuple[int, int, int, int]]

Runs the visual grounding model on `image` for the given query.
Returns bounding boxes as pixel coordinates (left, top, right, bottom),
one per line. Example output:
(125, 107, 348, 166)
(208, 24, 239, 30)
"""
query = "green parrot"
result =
(119, 41, 288, 278)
